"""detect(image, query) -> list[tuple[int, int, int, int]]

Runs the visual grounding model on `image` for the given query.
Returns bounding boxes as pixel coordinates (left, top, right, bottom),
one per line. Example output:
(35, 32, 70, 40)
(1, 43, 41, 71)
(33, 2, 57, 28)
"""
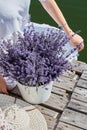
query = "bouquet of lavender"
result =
(0, 24, 77, 87)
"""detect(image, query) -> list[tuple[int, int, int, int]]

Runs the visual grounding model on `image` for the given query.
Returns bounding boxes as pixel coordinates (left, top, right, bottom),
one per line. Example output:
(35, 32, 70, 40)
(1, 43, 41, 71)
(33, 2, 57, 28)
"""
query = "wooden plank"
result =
(74, 87, 87, 96)
(72, 92, 87, 104)
(44, 115, 56, 130)
(37, 105, 59, 118)
(61, 71, 79, 80)
(42, 93, 68, 112)
(53, 76, 77, 92)
(52, 86, 66, 96)
(83, 70, 87, 74)
(0, 94, 15, 109)
(77, 79, 87, 89)
(71, 60, 87, 74)
(80, 73, 87, 80)
(57, 121, 83, 130)
(68, 98, 87, 114)
(72, 87, 87, 103)
(60, 108, 87, 130)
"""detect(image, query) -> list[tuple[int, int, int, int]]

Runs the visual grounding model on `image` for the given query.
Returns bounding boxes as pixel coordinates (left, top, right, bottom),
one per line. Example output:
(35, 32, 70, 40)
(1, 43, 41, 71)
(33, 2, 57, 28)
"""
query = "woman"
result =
(0, 0, 84, 94)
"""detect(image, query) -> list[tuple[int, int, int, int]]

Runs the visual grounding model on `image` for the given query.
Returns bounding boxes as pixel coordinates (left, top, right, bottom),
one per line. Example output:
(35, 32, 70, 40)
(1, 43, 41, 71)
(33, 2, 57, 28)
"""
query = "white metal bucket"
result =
(17, 81, 53, 104)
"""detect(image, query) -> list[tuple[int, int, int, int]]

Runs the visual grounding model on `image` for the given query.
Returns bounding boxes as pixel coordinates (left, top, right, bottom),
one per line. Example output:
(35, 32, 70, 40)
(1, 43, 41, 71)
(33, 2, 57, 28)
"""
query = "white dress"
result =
(0, 0, 45, 87)
(0, 0, 47, 38)
(0, 0, 78, 88)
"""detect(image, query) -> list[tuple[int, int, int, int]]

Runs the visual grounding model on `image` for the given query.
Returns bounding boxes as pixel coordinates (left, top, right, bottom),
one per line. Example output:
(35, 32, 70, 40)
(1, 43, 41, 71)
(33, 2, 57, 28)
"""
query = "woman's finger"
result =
(77, 42, 84, 52)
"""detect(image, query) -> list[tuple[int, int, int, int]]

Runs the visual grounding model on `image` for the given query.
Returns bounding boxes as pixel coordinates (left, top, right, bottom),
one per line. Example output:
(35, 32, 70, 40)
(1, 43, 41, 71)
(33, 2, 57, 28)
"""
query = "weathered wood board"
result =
(44, 114, 57, 130)
(42, 93, 68, 111)
(53, 76, 77, 92)
(77, 78, 87, 89)
(68, 98, 87, 114)
(71, 60, 87, 74)
(83, 70, 87, 74)
(37, 105, 59, 118)
(57, 121, 83, 130)
(72, 87, 87, 103)
(60, 108, 87, 130)
(61, 71, 79, 80)
(80, 73, 87, 80)
(52, 86, 66, 96)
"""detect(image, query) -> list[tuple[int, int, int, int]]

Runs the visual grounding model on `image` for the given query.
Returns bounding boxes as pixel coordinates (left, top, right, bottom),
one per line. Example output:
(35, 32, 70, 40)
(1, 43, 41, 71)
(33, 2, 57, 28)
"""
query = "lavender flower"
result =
(0, 24, 78, 87)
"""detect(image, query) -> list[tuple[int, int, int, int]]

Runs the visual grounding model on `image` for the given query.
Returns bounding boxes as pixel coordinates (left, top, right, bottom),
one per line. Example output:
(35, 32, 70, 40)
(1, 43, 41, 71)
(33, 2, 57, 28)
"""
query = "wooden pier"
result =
(38, 60, 87, 130)
(0, 60, 87, 130)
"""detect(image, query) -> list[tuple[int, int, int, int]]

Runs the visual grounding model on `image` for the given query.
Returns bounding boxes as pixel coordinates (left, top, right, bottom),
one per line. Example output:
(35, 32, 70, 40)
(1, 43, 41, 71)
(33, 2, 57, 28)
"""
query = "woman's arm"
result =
(40, 0, 84, 51)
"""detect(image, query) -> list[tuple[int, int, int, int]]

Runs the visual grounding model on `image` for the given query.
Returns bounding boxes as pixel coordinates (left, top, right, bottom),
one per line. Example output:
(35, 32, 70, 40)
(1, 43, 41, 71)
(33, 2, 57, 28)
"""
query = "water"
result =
(30, 0, 87, 63)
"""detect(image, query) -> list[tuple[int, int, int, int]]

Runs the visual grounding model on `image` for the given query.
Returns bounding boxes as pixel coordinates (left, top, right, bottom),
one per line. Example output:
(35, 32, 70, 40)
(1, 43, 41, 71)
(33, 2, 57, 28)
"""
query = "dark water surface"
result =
(30, 0, 87, 63)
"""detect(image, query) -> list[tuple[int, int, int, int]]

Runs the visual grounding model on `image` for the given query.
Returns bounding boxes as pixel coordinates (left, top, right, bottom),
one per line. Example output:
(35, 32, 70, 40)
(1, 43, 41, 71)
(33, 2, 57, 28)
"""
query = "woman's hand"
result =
(62, 25, 84, 52)
(0, 75, 8, 94)
(68, 32, 84, 52)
